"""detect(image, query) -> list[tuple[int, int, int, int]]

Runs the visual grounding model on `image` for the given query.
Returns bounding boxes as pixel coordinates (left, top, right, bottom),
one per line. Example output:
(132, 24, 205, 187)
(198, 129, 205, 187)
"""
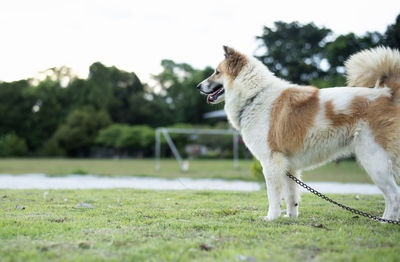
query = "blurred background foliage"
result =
(0, 15, 399, 157)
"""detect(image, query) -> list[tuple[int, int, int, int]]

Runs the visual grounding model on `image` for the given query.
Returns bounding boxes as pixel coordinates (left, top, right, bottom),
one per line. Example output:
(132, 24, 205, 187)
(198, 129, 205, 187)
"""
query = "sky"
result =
(0, 0, 399, 84)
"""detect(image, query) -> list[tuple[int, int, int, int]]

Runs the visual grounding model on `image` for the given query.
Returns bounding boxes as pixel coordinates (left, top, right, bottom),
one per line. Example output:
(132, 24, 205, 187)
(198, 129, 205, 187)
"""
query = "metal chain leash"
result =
(286, 172, 400, 225)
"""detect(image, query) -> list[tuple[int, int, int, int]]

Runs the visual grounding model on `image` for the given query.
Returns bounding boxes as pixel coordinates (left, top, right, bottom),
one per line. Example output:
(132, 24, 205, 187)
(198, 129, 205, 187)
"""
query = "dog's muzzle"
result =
(197, 81, 225, 104)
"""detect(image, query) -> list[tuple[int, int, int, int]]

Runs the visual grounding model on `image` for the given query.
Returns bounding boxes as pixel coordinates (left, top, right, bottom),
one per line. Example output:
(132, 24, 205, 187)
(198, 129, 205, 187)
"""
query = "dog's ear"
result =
(222, 46, 248, 78)
(223, 45, 235, 59)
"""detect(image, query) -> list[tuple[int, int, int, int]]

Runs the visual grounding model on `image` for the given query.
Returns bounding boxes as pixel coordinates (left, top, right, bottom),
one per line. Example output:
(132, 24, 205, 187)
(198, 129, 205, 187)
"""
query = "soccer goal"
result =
(155, 127, 240, 171)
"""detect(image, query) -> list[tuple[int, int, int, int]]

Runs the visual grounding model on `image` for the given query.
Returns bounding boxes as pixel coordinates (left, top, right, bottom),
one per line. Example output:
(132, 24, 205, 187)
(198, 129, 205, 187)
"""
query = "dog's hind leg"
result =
(355, 130, 400, 221)
(389, 162, 400, 219)
(282, 170, 301, 218)
(260, 153, 287, 221)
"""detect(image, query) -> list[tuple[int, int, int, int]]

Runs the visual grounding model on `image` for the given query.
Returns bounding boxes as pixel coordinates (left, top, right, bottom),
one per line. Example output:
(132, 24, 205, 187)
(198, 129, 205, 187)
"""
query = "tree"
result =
(256, 21, 331, 84)
(0, 67, 76, 152)
(325, 32, 382, 74)
(256, 21, 383, 87)
(317, 32, 382, 87)
(153, 60, 215, 124)
(78, 62, 162, 127)
(382, 14, 400, 49)
(29, 75, 70, 150)
(0, 80, 37, 150)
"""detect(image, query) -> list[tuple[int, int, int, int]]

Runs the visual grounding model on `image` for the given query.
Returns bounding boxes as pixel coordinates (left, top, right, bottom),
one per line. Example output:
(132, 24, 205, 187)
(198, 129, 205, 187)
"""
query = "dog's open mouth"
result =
(206, 86, 224, 104)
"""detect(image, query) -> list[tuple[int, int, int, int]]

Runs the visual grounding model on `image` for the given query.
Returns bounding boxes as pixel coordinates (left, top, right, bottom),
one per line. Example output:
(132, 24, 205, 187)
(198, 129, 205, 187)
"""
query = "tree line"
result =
(0, 15, 399, 157)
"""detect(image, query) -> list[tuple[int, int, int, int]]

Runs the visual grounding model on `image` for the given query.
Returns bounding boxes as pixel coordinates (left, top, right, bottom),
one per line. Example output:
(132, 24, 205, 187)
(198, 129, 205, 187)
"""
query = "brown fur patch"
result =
(365, 96, 400, 154)
(325, 95, 400, 156)
(324, 97, 369, 127)
(269, 83, 400, 156)
(324, 100, 352, 127)
(223, 47, 248, 79)
(268, 86, 320, 155)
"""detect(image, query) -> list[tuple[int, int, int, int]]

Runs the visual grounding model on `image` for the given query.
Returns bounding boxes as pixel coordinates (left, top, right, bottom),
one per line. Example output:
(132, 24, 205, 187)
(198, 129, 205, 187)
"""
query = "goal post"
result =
(155, 127, 240, 171)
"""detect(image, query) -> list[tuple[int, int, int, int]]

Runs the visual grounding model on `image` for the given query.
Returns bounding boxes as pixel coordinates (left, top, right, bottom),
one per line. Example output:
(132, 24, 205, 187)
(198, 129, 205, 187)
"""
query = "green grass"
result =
(0, 158, 371, 183)
(0, 189, 399, 261)
(302, 160, 372, 184)
(0, 158, 253, 180)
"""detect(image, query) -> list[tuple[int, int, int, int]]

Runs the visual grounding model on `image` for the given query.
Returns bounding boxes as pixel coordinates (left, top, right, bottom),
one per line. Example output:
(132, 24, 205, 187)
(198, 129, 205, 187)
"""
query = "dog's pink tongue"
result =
(207, 94, 212, 104)
(207, 88, 220, 104)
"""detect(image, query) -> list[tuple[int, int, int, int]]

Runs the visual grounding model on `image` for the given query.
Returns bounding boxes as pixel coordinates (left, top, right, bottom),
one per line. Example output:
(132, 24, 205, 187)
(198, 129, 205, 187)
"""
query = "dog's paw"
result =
(283, 212, 299, 218)
(258, 215, 279, 222)
(258, 216, 270, 221)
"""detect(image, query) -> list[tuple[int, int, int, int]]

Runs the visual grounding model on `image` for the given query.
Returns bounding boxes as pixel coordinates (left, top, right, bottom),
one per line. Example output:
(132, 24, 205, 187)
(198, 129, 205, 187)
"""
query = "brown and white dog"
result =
(197, 46, 400, 221)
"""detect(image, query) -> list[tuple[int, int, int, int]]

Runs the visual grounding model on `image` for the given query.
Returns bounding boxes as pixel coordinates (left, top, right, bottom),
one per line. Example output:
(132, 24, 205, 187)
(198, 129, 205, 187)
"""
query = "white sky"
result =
(0, 0, 399, 83)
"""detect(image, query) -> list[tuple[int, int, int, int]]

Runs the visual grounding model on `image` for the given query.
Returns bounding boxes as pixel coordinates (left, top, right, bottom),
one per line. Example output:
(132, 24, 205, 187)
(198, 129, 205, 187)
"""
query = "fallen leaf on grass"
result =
(216, 208, 238, 216)
(311, 223, 331, 230)
(113, 240, 137, 247)
(78, 241, 91, 249)
(50, 217, 67, 223)
(39, 241, 91, 252)
(40, 246, 49, 252)
(199, 243, 214, 251)
(39, 243, 62, 252)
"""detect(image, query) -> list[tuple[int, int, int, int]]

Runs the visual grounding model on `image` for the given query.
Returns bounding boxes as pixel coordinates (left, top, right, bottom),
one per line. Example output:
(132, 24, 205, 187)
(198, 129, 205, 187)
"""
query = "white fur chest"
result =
(240, 119, 270, 160)
(225, 87, 284, 160)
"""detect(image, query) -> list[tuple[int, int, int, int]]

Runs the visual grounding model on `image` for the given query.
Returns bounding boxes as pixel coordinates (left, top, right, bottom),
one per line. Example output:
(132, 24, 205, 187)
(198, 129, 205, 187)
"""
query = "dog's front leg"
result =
(264, 173, 282, 221)
(260, 154, 286, 221)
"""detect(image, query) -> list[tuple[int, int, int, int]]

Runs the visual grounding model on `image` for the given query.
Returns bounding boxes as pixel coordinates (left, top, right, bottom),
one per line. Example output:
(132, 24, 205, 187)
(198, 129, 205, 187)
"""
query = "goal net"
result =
(155, 127, 240, 171)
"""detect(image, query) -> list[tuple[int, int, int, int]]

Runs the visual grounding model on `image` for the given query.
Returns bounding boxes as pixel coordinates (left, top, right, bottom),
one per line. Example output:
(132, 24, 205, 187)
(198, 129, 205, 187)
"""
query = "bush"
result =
(0, 133, 28, 157)
(39, 139, 66, 157)
(96, 124, 155, 156)
(47, 108, 112, 157)
(250, 159, 264, 181)
(118, 125, 155, 150)
(96, 124, 126, 148)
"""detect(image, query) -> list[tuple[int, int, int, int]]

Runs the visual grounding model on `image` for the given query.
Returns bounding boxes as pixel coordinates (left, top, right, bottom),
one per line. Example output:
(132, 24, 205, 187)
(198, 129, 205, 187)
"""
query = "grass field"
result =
(0, 158, 372, 183)
(1, 189, 399, 261)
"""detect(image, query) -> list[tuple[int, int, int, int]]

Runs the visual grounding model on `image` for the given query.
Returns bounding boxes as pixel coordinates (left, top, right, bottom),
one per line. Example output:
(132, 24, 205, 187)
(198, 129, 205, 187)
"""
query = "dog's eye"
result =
(215, 70, 220, 75)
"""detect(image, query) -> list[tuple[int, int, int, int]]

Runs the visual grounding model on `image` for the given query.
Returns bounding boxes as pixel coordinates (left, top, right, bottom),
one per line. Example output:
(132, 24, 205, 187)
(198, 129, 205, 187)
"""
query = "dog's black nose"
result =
(196, 83, 202, 89)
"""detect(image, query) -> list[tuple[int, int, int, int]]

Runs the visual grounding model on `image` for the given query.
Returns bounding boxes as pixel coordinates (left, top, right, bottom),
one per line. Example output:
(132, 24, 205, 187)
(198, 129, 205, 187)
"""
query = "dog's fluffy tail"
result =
(345, 46, 400, 101)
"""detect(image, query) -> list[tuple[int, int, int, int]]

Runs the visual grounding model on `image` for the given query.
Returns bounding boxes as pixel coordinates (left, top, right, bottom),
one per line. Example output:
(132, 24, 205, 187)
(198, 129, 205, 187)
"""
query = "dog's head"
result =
(197, 46, 248, 104)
